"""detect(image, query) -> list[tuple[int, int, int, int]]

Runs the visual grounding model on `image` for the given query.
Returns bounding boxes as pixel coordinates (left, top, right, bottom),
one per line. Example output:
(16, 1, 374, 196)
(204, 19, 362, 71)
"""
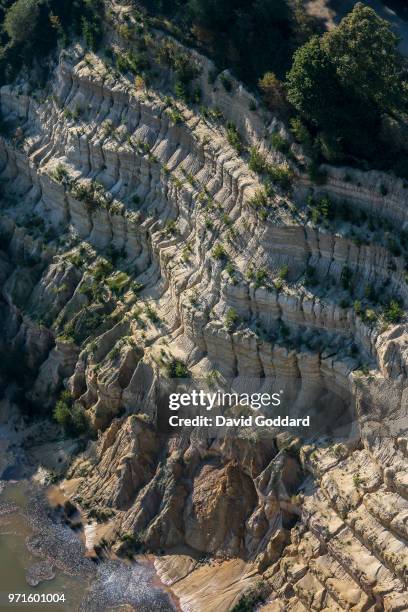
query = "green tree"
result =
(325, 3, 404, 113)
(4, 0, 40, 44)
(53, 390, 89, 436)
(286, 3, 408, 163)
(53, 392, 72, 431)
(286, 35, 340, 129)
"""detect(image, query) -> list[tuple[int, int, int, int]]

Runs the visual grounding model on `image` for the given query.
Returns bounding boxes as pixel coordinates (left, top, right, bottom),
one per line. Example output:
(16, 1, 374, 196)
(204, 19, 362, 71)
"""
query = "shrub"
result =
(353, 473, 362, 488)
(71, 180, 108, 211)
(163, 220, 177, 236)
(53, 392, 72, 429)
(174, 80, 187, 100)
(249, 148, 292, 189)
(289, 117, 312, 147)
(226, 122, 242, 154)
(231, 581, 268, 611)
(157, 41, 199, 100)
(166, 359, 189, 378)
(383, 300, 403, 323)
(115, 50, 148, 75)
(267, 163, 293, 190)
(212, 243, 227, 260)
(354, 300, 362, 315)
(248, 188, 270, 219)
(70, 404, 89, 435)
(52, 163, 70, 184)
(53, 391, 88, 436)
(258, 72, 286, 112)
(106, 272, 131, 293)
(249, 148, 268, 174)
(119, 533, 143, 557)
(225, 261, 235, 279)
(166, 108, 183, 124)
(308, 195, 332, 224)
(254, 268, 268, 288)
(270, 133, 289, 154)
(278, 265, 289, 280)
(134, 75, 145, 90)
(92, 258, 113, 280)
(225, 307, 239, 331)
(364, 308, 377, 324)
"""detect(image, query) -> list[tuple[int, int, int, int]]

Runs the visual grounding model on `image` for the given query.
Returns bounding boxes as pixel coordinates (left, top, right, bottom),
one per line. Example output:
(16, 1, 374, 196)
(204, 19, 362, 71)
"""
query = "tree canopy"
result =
(144, 0, 302, 82)
(325, 3, 404, 113)
(4, 0, 39, 44)
(286, 2, 408, 165)
(0, 0, 103, 82)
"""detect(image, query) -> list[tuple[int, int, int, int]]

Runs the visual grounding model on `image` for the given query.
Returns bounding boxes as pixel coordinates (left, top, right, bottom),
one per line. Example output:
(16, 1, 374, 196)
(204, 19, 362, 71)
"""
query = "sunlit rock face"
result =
(0, 7, 408, 608)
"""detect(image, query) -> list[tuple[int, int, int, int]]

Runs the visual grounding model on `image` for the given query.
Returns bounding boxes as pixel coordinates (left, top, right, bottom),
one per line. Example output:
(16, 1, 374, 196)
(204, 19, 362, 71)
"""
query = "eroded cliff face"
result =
(1, 3, 408, 609)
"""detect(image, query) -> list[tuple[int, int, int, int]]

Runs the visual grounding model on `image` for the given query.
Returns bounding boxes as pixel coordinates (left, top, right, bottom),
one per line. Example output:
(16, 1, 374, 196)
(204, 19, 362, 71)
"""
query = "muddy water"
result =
(0, 483, 86, 611)
(0, 482, 177, 612)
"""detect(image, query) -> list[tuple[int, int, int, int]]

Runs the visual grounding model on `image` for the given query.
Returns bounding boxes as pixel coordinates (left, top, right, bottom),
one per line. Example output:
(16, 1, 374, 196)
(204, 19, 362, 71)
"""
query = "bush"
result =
(254, 267, 268, 288)
(267, 163, 293, 190)
(383, 300, 403, 323)
(226, 122, 242, 154)
(231, 580, 269, 611)
(115, 50, 148, 75)
(166, 108, 183, 124)
(248, 188, 270, 220)
(0, 0, 104, 82)
(249, 148, 268, 174)
(54, 395, 71, 429)
(308, 195, 332, 224)
(53, 390, 88, 436)
(225, 307, 238, 331)
(166, 359, 189, 378)
(258, 72, 286, 112)
(278, 265, 289, 280)
(270, 133, 289, 154)
(157, 40, 200, 101)
(119, 533, 143, 558)
(289, 117, 312, 147)
(106, 272, 131, 293)
(4, 0, 39, 44)
(71, 180, 108, 211)
(249, 148, 292, 189)
(212, 243, 227, 260)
